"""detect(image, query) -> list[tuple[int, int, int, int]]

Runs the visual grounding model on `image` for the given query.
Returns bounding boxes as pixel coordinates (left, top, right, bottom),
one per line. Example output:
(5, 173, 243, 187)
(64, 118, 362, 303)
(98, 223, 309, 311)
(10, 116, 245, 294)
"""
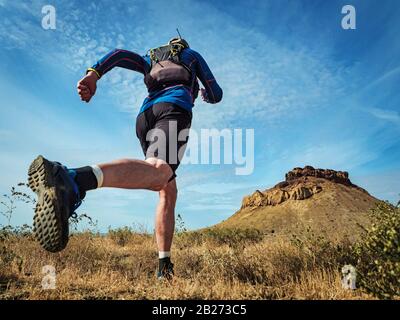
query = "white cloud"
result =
(361, 65, 400, 93)
(0, 0, 347, 128)
(367, 107, 400, 125)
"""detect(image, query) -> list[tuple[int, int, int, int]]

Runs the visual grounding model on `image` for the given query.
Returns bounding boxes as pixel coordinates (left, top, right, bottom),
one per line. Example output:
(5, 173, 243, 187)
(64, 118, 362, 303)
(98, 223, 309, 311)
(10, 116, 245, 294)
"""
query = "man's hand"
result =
(77, 71, 98, 103)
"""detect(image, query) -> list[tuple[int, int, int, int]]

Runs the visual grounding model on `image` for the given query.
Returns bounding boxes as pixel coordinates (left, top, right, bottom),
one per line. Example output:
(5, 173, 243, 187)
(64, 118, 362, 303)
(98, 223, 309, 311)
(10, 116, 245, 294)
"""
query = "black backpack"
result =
(144, 39, 199, 99)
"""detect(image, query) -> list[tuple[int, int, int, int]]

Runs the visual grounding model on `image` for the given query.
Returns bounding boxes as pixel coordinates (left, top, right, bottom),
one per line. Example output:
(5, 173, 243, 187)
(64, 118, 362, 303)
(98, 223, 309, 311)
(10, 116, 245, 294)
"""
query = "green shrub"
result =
(108, 226, 151, 247)
(353, 201, 400, 299)
(203, 228, 264, 246)
(290, 226, 355, 271)
(108, 226, 135, 246)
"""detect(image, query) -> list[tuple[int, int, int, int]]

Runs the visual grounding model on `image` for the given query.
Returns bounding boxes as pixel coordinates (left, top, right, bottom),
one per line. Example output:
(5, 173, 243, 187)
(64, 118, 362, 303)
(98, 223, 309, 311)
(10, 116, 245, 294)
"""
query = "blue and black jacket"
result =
(88, 48, 223, 114)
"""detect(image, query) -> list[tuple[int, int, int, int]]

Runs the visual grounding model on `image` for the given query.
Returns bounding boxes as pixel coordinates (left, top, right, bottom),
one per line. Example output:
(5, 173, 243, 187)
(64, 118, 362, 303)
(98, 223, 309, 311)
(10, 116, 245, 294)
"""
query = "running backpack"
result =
(144, 38, 199, 99)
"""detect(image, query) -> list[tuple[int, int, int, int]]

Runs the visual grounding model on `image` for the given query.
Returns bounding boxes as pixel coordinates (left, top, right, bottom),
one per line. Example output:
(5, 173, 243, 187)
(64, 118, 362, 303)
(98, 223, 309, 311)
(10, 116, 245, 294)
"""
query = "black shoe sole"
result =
(28, 155, 68, 253)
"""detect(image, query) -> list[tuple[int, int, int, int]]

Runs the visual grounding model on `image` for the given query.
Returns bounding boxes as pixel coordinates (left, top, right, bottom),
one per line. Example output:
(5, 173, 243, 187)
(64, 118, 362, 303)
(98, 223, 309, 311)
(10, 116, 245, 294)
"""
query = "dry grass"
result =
(0, 229, 374, 300)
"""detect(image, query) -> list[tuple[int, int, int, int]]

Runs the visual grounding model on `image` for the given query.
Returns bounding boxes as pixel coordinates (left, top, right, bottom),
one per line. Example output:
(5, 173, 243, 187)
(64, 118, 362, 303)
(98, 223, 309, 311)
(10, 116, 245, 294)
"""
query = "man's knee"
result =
(146, 158, 174, 191)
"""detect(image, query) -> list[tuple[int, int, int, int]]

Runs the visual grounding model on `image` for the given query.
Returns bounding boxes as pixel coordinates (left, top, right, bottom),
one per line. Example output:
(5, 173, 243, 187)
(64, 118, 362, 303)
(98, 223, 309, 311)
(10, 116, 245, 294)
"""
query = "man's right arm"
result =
(88, 49, 149, 78)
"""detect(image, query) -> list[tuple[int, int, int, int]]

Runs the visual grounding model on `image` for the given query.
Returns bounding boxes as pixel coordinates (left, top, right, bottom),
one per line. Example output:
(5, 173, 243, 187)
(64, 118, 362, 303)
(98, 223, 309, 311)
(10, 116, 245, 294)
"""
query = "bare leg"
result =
(98, 157, 177, 252)
(98, 157, 173, 191)
(155, 179, 177, 252)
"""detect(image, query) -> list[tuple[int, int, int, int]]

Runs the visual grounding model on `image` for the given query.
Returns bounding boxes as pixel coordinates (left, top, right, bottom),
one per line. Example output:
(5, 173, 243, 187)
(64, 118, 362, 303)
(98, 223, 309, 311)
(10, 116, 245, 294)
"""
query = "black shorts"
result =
(136, 102, 192, 178)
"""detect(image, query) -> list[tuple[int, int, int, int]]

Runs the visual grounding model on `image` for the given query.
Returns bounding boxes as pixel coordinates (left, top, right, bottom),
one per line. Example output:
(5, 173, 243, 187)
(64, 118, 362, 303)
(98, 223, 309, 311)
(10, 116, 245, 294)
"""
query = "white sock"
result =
(159, 251, 171, 259)
(91, 165, 104, 188)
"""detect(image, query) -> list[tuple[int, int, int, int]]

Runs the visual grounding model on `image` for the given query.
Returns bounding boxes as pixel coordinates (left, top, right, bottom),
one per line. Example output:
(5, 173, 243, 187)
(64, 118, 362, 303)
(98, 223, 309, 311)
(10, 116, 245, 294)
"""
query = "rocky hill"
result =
(216, 166, 379, 241)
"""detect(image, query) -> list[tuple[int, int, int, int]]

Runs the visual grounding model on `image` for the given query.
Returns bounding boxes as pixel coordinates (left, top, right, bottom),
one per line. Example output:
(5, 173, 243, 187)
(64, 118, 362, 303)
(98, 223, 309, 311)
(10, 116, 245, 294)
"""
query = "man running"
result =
(28, 37, 222, 280)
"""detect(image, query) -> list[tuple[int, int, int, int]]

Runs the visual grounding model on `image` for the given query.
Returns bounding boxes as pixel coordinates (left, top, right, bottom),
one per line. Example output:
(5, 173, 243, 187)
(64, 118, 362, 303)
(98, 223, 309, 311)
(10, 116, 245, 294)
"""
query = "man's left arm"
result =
(187, 49, 223, 104)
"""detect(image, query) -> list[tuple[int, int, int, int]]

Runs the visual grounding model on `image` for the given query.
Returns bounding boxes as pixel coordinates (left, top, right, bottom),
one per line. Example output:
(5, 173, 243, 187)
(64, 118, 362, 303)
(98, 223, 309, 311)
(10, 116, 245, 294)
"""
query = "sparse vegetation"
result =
(1, 183, 35, 225)
(0, 183, 397, 300)
(0, 225, 372, 300)
(176, 227, 264, 248)
(108, 226, 150, 247)
(352, 201, 400, 299)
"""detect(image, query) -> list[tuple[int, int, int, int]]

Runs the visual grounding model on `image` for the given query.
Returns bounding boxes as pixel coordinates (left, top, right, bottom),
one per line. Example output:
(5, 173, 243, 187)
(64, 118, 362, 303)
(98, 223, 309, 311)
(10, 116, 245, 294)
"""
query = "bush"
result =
(108, 226, 150, 247)
(353, 201, 400, 299)
(0, 225, 28, 274)
(290, 226, 354, 270)
(108, 227, 135, 246)
(203, 228, 264, 246)
(176, 228, 264, 248)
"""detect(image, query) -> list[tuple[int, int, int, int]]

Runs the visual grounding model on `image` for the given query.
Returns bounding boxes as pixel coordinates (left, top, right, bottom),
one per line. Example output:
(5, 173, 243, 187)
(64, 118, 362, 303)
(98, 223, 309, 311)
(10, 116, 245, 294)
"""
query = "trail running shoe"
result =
(157, 258, 174, 281)
(28, 155, 82, 252)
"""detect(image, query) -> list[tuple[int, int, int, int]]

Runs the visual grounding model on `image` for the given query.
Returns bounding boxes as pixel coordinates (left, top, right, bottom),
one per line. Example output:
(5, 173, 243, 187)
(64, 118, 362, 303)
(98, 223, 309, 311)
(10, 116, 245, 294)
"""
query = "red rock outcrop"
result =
(241, 166, 360, 209)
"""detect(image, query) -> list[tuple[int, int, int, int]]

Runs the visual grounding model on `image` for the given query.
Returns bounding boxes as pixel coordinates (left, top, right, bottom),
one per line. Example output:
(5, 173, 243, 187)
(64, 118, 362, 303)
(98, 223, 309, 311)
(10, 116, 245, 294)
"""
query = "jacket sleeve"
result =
(188, 49, 223, 104)
(88, 49, 150, 78)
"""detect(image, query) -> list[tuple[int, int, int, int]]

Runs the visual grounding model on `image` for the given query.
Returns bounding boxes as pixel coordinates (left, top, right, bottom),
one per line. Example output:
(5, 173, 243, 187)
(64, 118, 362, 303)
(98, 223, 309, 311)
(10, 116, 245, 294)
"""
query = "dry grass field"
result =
(1, 179, 399, 300)
(0, 227, 375, 300)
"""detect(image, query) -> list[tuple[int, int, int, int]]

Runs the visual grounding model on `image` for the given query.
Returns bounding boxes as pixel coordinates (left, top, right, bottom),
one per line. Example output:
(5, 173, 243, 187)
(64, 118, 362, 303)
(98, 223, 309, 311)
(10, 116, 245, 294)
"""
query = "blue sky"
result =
(0, 0, 399, 231)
